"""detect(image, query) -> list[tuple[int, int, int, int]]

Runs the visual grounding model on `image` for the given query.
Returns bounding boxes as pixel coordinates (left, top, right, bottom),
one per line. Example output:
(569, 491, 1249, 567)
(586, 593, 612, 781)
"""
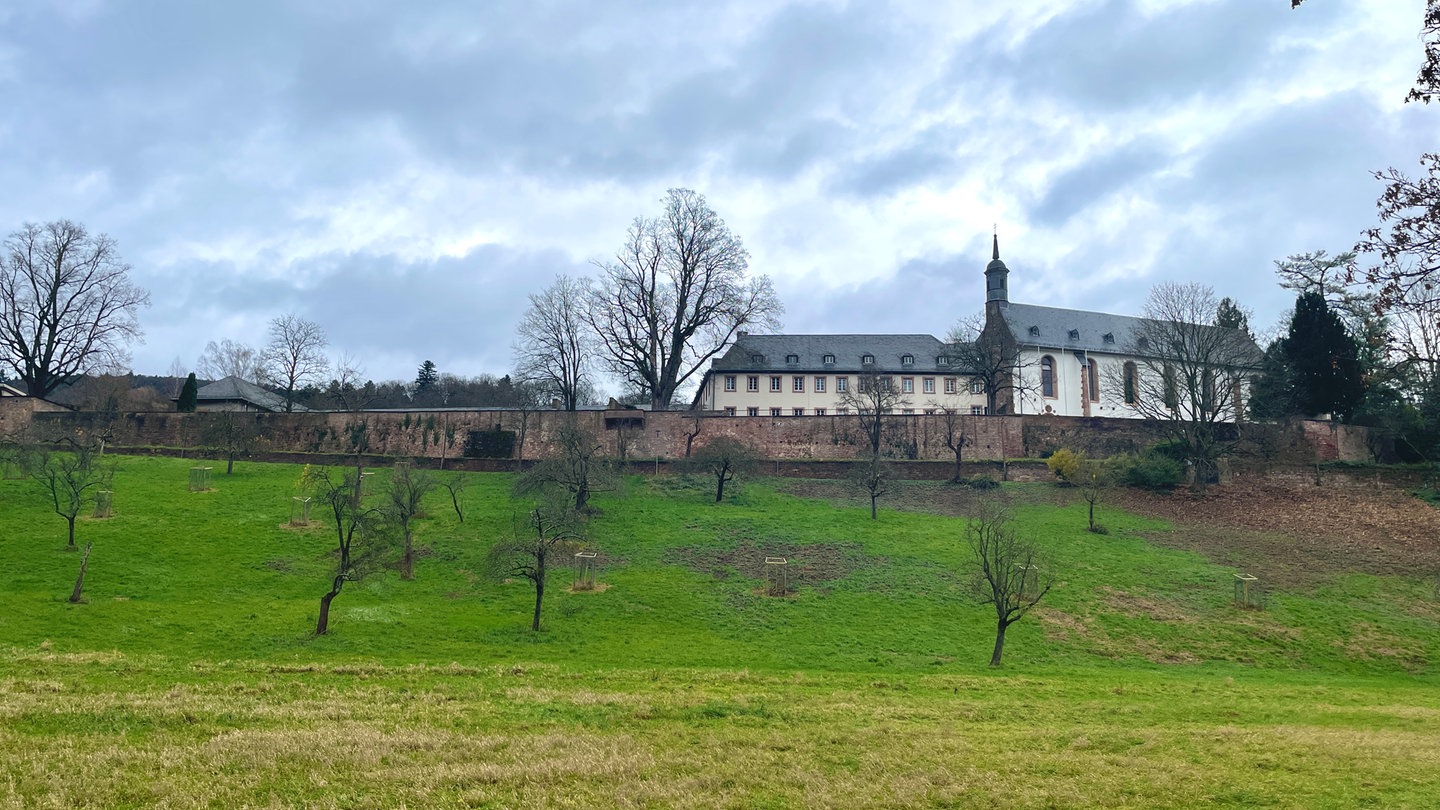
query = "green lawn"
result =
(1, 455, 1438, 808)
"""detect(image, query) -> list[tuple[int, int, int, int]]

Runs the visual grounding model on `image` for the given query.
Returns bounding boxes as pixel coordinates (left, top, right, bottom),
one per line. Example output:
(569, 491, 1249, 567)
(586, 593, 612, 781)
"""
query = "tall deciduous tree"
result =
(0, 220, 150, 397)
(196, 339, 264, 383)
(1105, 283, 1259, 485)
(588, 189, 783, 410)
(946, 312, 1037, 415)
(260, 314, 329, 412)
(514, 275, 595, 410)
(837, 370, 910, 457)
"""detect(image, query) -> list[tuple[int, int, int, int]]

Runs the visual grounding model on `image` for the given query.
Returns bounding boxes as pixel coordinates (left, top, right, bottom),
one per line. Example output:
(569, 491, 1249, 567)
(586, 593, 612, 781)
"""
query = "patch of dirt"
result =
(1111, 483, 1440, 586)
(1035, 608, 1198, 664)
(1099, 587, 1196, 623)
(665, 541, 875, 585)
(1337, 622, 1428, 671)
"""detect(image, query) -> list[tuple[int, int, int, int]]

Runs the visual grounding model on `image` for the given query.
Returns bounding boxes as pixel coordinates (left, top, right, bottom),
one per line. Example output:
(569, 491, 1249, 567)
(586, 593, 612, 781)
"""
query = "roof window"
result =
(937, 355, 950, 366)
(1028, 326, 1040, 337)
(785, 354, 799, 364)
(1068, 329, 1080, 340)
(861, 354, 875, 365)
(1103, 332, 1115, 344)
(900, 354, 914, 366)
(1137, 337, 1150, 350)
(750, 354, 764, 363)
(822, 353, 836, 364)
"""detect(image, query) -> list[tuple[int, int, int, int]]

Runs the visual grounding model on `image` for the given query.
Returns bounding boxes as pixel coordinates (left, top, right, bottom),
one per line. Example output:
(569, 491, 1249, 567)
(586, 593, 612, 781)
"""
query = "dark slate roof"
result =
(1000, 303, 1262, 364)
(193, 376, 306, 412)
(708, 334, 972, 374)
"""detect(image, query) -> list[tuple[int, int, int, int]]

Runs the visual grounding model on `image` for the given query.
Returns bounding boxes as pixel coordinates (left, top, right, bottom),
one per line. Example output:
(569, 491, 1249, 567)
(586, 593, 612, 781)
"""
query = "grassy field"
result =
(2, 455, 1439, 807)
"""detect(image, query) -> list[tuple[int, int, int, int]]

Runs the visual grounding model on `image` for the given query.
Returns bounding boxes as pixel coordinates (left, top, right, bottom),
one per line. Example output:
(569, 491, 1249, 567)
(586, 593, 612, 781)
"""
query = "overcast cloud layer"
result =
(1, 0, 1433, 390)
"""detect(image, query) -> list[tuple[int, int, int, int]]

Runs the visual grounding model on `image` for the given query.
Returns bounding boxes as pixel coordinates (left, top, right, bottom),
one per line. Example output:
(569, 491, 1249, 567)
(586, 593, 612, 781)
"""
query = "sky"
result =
(1, 0, 1434, 392)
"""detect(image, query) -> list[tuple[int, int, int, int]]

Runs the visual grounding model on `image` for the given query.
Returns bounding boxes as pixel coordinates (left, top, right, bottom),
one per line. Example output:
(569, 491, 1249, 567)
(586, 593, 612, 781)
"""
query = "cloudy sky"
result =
(1, 0, 1433, 390)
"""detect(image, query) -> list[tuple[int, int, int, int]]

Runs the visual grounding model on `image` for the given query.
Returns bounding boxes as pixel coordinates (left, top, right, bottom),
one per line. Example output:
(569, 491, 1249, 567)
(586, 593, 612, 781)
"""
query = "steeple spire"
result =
(992, 231, 1000, 262)
(985, 228, 1009, 309)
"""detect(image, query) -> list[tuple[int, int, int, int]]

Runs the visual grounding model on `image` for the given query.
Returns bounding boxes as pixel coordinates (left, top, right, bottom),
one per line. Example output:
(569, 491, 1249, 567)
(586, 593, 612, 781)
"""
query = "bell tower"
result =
(984, 232, 1009, 315)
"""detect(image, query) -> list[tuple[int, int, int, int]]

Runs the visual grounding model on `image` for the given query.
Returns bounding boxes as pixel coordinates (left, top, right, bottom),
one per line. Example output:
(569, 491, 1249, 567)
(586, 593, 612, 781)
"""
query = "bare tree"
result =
(507, 377, 547, 472)
(514, 275, 596, 411)
(200, 411, 262, 474)
(513, 418, 617, 512)
(196, 339, 264, 383)
(0, 220, 150, 397)
(946, 312, 1037, 415)
(488, 500, 584, 632)
(688, 436, 758, 502)
(31, 440, 113, 549)
(309, 467, 394, 635)
(965, 505, 1055, 667)
(933, 406, 969, 482)
(838, 370, 910, 456)
(851, 451, 895, 520)
(440, 472, 468, 523)
(1390, 285, 1440, 392)
(587, 188, 783, 410)
(260, 314, 329, 412)
(387, 462, 435, 581)
(1077, 458, 1112, 534)
(1104, 283, 1259, 486)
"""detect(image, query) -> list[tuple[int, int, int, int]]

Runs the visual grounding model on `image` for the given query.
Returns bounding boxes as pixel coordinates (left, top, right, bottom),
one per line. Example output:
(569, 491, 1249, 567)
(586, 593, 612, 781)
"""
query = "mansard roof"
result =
(709, 334, 971, 374)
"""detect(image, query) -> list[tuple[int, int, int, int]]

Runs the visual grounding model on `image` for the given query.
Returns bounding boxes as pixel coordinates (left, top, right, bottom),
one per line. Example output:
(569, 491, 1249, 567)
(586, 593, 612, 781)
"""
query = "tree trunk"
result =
(952, 448, 963, 482)
(316, 578, 343, 635)
(226, 453, 235, 475)
(870, 493, 878, 520)
(401, 531, 414, 581)
(990, 620, 1008, 667)
(68, 542, 92, 604)
(67, 515, 77, 548)
(531, 577, 545, 632)
(1088, 499, 1095, 531)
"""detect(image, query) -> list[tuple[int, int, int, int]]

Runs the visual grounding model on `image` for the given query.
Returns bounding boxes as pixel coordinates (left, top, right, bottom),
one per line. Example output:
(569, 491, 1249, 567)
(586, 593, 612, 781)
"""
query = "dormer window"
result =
(785, 354, 799, 364)
(1137, 337, 1150, 351)
(1028, 326, 1040, 337)
(900, 354, 914, 366)
(751, 354, 764, 363)
(1103, 332, 1115, 345)
(822, 353, 836, 365)
(861, 354, 875, 365)
(937, 355, 950, 366)
(1068, 329, 1079, 341)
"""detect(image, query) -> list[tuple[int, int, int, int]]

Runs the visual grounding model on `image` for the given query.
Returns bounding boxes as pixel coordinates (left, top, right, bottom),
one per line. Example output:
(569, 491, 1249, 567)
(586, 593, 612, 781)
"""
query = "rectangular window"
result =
(880, 377, 892, 392)
(814, 407, 827, 416)
(837, 407, 850, 415)
(969, 378, 984, 395)
(902, 377, 914, 394)
(902, 408, 914, 415)
(723, 406, 736, 416)
(923, 408, 936, 415)
(945, 377, 957, 394)
(770, 376, 782, 392)
(793, 375, 805, 392)
(971, 406, 985, 415)
(747, 407, 759, 417)
(770, 407, 782, 417)
(792, 407, 804, 416)
(836, 376, 849, 393)
(923, 378, 935, 394)
(724, 375, 736, 392)
(747, 375, 759, 392)
(814, 376, 826, 393)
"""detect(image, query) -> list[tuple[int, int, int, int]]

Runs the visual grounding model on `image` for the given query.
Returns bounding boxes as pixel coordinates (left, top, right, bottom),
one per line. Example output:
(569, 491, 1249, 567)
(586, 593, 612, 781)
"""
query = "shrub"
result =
(963, 475, 999, 490)
(1045, 448, 1084, 485)
(1113, 452, 1184, 491)
(464, 428, 517, 459)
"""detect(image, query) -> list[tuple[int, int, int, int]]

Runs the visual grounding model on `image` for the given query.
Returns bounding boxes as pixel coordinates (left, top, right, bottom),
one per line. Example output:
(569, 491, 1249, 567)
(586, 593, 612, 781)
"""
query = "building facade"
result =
(693, 334, 988, 416)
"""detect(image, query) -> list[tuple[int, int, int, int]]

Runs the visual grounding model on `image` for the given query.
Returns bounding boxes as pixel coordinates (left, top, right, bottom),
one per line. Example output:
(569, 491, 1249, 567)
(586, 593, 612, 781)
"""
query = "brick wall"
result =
(1, 396, 1375, 463)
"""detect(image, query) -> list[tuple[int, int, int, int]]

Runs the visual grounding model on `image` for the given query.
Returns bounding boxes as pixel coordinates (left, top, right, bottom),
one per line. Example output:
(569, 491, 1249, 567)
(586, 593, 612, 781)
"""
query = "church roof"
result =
(1000, 302, 1262, 364)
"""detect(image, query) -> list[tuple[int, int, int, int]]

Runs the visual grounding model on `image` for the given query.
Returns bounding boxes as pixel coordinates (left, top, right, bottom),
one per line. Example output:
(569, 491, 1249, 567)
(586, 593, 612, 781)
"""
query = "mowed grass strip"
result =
(1, 654, 1438, 809)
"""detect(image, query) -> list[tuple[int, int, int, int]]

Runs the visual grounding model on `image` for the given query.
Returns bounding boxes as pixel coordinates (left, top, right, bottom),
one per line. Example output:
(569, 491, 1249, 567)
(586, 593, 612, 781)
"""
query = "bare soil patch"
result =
(1111, 483, 1440, 586)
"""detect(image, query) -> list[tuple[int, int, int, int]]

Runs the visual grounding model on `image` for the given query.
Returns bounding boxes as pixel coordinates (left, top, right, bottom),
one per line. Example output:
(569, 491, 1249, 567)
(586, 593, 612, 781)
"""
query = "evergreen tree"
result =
(1214, 296, 1253, 337)
(1284, 292, 1366, 421)
(414, 360, 439, 395)
(177, 373, 199, 412)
